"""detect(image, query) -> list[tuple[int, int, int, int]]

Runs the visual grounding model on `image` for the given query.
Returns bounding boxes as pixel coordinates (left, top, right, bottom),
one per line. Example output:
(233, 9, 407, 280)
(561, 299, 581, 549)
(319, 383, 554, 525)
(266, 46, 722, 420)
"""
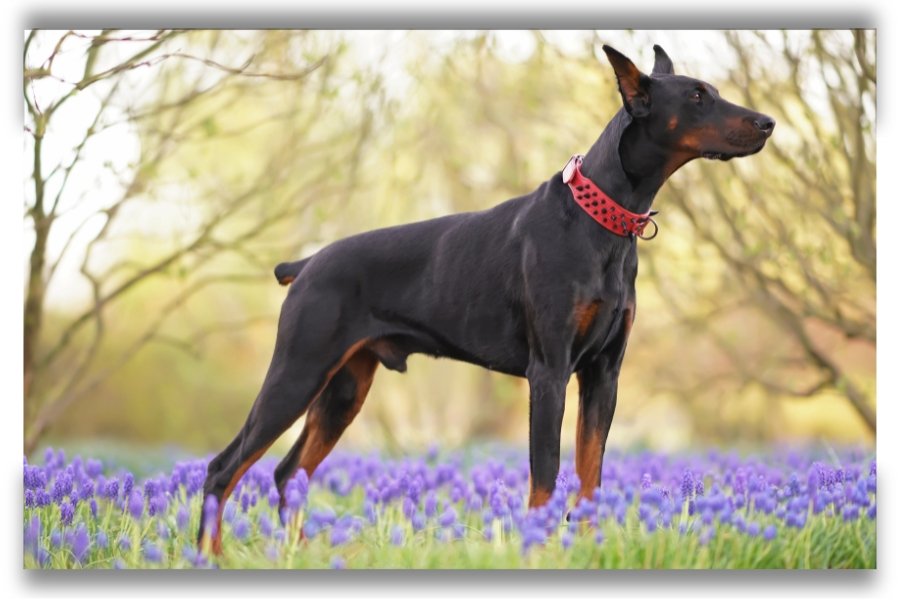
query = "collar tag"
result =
(561, 154, 581, 184)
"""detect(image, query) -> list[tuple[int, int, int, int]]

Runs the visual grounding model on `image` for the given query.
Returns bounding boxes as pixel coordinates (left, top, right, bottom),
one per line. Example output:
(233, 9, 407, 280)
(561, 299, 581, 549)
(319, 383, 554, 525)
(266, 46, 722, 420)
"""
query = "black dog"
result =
(198, 44, 773, 553)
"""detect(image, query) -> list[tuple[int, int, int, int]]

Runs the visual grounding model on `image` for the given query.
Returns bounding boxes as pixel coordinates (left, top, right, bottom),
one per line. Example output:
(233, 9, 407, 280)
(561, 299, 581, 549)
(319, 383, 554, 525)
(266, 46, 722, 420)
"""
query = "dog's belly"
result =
(368, 310, 531, 378)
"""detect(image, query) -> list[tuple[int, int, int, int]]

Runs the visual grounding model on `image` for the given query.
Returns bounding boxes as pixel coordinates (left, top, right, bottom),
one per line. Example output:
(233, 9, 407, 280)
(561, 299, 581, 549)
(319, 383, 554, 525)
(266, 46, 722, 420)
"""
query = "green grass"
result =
(24, 485, 875, 569)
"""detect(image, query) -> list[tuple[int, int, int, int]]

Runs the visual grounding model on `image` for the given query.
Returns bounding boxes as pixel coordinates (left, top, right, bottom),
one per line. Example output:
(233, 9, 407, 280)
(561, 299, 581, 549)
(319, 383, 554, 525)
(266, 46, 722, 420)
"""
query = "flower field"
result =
(23, 446, 876, 569)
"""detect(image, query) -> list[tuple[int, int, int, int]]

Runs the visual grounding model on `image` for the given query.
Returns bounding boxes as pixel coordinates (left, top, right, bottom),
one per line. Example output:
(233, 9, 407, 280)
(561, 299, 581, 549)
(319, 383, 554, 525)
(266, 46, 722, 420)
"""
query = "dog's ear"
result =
(602, 45, 652, 118)
(652, 44, 675, 75)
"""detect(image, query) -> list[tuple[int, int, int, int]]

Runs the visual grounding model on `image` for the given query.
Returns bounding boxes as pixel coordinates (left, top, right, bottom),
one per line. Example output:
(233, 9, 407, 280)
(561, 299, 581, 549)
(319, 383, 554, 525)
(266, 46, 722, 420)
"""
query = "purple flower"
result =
(438, 507, 457, 528)
(123, 472, 134, 498)
(260, 513, 274, 537)
(265, 544, 280, 561)
(747, 522, 760, 537)
(104, 479, 119, 500)
(25, 490, 35, 508)
(330, 527, 351, 546)
(127, 491, 143, 519)
(79, 479, 95, 501)
(157, 521, 170, 540)
(786, 510, 807, 529)
(330, 555, 346, 569)
(233, 517, 250, 541)
(51, 476, 69, 504)
(561, 532, 574, 550)
(364, 500, 377, 524)
(842, 506, 859, 522)
(296, 469, 309, 496)
(520, 525, 546, 553)
(390, 525, 405, 546)
(176, 504, 190, 530)
(86, 459, 103, 478)
(203, 495, 219, 522)
(24, 515, 41, 557)
(223, 500, 236, 522)
(24, 465, 46, 490)
(285, 488, 303, 511)
(143, 541, 163, 563)
(37, 547, 51, 567)
(489, 483, 508, 517)
(50, 529, 62, 549)
(149, 494, 167, 517)
(310, 506, 337, 527)
(641, 488, 663, 507)
(59, 500, 75, 525)
(240, 492, 250, 513)
(424, 491, 438, 518)
(96, 530, 108, 550)
(411, 511, 426, 532)
(268, 486, 280, 508)
(72, 523, 90, 563)
(118, 536, 131, 551)
(763, 524, 777, 540)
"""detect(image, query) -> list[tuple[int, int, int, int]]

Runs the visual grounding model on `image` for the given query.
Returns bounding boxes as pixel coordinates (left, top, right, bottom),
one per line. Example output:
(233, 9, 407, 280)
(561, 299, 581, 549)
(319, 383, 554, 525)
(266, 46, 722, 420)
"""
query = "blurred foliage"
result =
(24, 30, 874, 456)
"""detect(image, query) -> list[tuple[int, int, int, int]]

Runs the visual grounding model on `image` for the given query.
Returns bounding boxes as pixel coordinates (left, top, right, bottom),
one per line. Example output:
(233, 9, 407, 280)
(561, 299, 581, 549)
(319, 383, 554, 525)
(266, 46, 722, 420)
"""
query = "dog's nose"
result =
(753, 116, 775, 136)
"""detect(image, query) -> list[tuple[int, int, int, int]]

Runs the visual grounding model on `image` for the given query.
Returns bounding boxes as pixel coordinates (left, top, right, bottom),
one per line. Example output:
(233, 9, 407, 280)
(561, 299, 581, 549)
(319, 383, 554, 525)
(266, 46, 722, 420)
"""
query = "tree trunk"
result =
(24, 128, 48, 446)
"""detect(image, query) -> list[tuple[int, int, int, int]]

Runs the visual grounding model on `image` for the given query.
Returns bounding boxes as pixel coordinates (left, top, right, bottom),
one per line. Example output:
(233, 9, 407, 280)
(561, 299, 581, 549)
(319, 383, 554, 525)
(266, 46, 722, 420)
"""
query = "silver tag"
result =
(561, 154, 582, 184)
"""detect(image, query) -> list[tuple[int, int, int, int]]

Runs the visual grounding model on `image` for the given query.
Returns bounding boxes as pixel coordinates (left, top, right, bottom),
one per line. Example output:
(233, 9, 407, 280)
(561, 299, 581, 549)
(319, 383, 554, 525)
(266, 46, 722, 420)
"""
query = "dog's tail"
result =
(273, 257, 311, 286)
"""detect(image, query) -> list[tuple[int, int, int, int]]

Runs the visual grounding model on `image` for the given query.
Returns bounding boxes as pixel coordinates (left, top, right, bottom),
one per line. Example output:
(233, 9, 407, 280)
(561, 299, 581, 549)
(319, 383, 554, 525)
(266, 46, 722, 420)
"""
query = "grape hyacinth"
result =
(22, 445, 875, 569)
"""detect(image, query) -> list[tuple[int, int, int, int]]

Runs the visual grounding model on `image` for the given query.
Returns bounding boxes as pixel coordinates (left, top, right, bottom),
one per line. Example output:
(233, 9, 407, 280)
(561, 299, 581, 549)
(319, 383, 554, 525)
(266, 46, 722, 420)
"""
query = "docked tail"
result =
(273, 258, 310, 286)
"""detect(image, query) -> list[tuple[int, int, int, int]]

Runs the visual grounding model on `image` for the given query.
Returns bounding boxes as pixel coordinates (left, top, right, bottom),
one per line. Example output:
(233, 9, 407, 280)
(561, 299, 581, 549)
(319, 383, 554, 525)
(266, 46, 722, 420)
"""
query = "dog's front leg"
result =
(574, 363, 619, 506)
(526, 360, 568, 508)
(573, 303, 634, 506)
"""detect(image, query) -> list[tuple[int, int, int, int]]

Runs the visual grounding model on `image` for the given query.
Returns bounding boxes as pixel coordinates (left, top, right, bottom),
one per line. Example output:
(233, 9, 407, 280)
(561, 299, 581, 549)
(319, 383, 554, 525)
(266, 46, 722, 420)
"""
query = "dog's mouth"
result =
(701, 139, 768, 161)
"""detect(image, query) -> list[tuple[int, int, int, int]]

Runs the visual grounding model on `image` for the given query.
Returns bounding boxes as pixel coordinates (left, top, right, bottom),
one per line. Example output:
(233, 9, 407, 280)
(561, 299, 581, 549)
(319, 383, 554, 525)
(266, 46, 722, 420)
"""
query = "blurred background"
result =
(23, 30, 875, 459)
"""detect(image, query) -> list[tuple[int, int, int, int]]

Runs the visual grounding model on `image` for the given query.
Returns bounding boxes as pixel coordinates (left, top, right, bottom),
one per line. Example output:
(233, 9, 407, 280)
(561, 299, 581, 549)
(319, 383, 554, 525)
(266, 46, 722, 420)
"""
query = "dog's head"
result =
(602, 45, 774, 167)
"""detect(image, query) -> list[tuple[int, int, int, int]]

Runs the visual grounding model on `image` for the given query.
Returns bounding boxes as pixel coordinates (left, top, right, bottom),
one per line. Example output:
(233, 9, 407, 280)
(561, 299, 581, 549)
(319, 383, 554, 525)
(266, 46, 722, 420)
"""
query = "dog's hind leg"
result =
(273, 347, 379, 524)
(197, 287, 371, 554)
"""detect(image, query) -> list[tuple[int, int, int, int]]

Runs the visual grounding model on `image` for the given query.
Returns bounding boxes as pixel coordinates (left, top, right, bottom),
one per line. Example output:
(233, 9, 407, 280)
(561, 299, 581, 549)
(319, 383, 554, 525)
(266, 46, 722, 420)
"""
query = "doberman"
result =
(198, 44, 773, 553)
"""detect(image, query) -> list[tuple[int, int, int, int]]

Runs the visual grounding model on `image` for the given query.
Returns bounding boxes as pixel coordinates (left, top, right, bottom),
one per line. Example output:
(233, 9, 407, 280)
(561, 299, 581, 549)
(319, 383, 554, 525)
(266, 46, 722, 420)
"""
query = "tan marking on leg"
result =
(210, 443, 273, 555)
(575, 422, 603, 503)
(573, 300, 601, 336)
(623, 304, 635, 339)
(296, 349, 379, 478)
(528, 484, 552, 508)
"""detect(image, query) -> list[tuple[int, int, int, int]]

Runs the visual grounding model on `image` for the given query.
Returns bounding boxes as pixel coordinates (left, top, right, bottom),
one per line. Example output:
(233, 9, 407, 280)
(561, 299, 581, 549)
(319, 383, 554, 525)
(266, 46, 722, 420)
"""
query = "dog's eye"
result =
(690, 90, 702, 103)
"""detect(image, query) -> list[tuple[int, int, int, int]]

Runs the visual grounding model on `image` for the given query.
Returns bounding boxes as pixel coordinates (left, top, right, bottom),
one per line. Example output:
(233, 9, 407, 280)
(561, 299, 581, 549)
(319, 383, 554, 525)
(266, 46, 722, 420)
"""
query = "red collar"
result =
(562, 155, 658, 240)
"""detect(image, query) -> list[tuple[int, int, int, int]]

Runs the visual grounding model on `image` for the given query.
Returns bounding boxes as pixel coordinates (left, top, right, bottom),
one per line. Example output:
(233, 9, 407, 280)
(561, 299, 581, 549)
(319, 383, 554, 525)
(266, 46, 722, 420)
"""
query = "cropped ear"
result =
(652, 44, 675, 75)
(602, 45, 652, 118)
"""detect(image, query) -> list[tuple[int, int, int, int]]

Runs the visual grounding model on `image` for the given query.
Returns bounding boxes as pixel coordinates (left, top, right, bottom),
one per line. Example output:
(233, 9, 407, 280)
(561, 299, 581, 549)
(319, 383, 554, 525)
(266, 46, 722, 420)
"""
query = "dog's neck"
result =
(578, 111, 678, 216)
